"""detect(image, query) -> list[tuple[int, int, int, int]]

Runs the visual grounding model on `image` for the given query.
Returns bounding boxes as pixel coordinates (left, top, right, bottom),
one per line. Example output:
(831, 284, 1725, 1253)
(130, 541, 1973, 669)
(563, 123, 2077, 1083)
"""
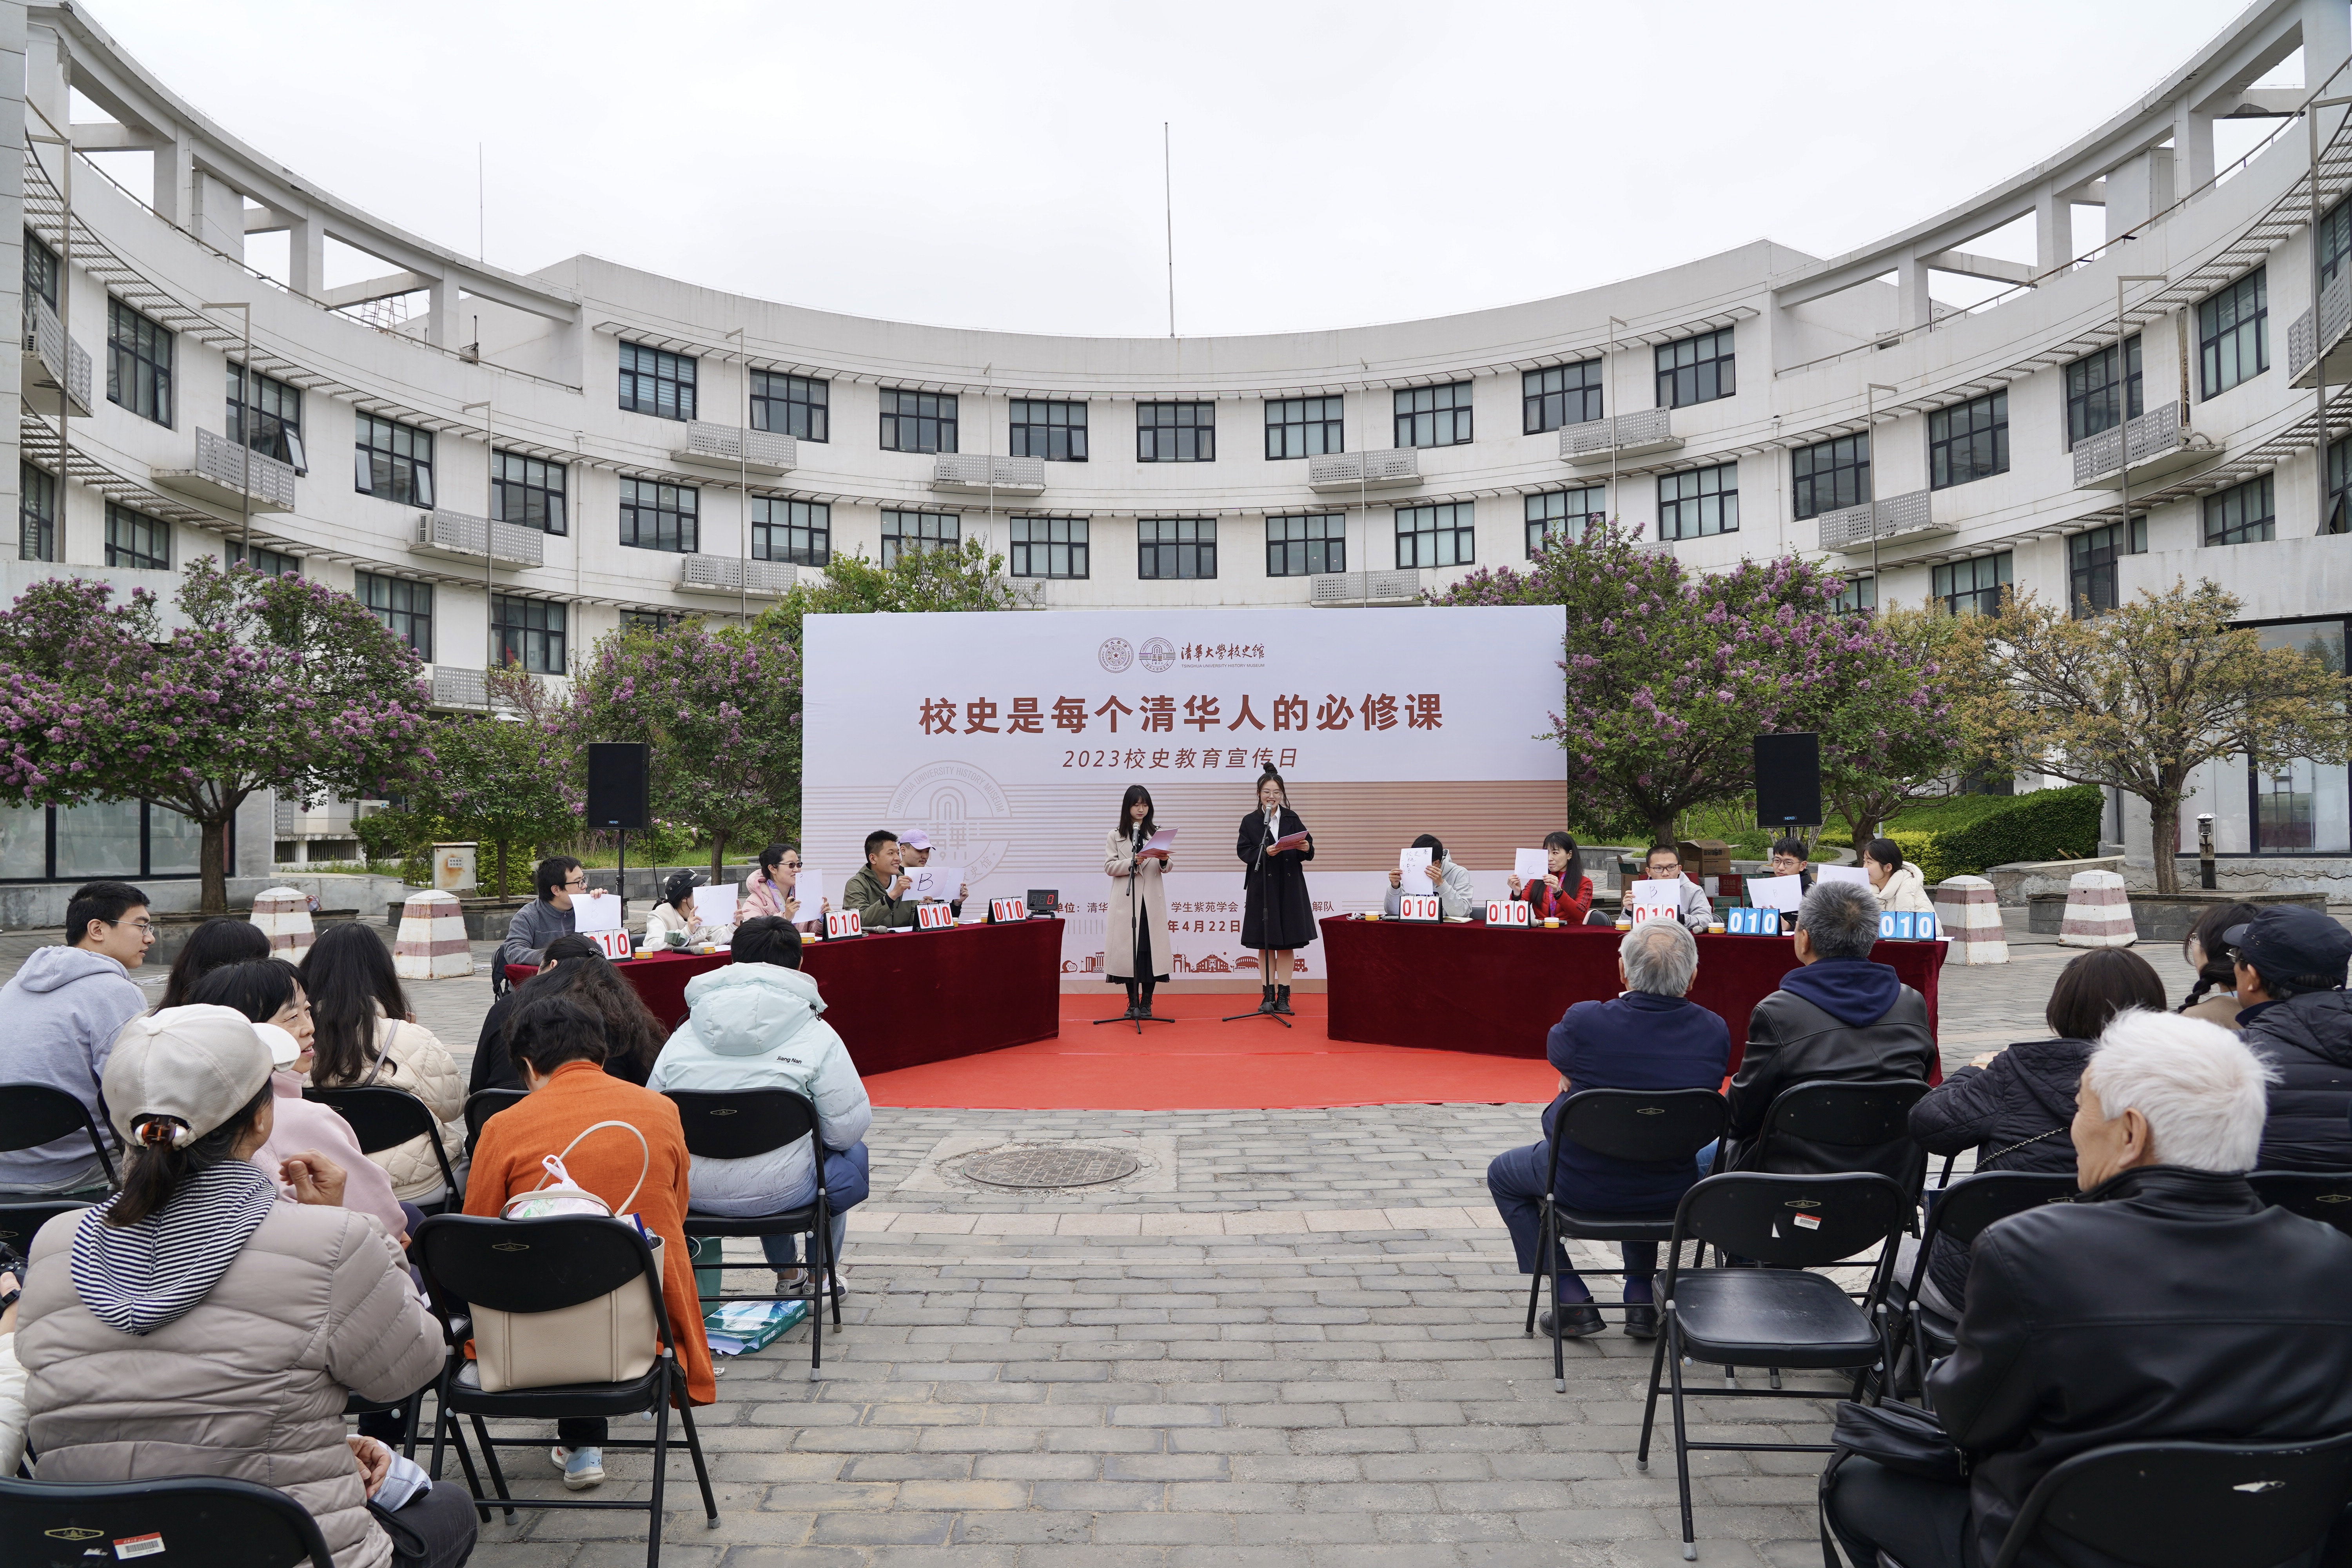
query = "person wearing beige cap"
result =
(16, 1005, 474, 1568)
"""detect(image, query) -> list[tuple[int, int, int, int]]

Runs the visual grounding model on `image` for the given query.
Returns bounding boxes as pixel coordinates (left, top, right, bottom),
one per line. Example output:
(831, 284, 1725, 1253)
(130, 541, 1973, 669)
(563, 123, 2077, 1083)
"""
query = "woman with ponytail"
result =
(2178, 900, 2260, 1028)
(1235, 764, 1317, 1016)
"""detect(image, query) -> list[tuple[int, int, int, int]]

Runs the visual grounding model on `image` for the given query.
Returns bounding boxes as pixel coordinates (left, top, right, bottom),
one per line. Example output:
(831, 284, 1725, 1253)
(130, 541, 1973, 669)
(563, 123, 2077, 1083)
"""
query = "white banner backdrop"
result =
(802, 605, 1568, 982)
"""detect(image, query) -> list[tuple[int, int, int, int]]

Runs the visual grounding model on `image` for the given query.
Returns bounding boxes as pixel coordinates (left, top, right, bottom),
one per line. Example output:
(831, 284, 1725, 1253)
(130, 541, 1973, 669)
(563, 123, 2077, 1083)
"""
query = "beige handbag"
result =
(471, 1120, 668, 1393)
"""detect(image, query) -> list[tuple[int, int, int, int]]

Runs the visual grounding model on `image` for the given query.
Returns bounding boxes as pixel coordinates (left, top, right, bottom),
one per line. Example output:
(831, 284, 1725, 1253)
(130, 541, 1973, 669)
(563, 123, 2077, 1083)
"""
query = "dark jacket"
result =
(1237, 806, 1316, 951)
(1544, 990, 1730, 1212)
(1729, 956, 1935, 1181)
(1931, 1166, 2352, 1568)
(1907, 1038, 2090, 1309)
(2239, 989, 2352, 1171)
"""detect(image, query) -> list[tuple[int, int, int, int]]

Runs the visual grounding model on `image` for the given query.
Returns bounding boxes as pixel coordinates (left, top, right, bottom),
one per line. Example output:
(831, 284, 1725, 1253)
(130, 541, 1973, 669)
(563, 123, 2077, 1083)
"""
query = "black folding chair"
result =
(2249, 1169, 2352, 1240)
(0, 1082, 118, 1255)
(1521, 1087, 1726, 1391)
(0, 1474, 336, 1567)
(412, 1214, 718, 1566)
(305, 1085, 462, 1211)
(1634, 1171, 1912, 1562)
(1884, 1170, 2077, 1401)
(1979, 1432, 2352, 1568)
(1730, 1078, 1932, 1272)
(666, 1087, 840, 1380)
(461, 1087, 528, 1156)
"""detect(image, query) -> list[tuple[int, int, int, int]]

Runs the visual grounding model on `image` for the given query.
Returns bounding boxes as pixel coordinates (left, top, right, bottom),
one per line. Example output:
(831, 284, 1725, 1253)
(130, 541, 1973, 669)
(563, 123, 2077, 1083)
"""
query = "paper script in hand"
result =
(1746, 873, 1804, 912)
(1512, 848, 1549, 885)
(572, 893, 622, 934)
(1270, 830, 1310, 855)
(1139, 827, 1177, 859)
(691, 883, 739, 927)
(911, 864, 964, 902)
(1399, 846, 1434, 884)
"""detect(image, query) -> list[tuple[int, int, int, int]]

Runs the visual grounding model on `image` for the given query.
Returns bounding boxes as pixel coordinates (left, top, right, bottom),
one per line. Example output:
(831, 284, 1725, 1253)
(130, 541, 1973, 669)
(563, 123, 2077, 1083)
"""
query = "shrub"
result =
(1883, 784, 2105, 884)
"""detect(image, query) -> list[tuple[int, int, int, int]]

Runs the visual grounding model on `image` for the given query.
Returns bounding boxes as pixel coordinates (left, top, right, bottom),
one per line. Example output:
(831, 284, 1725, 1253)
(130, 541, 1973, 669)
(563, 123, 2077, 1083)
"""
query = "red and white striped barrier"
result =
(2058, 869, 2137, 948)
(1932, 875, 2009, 965)
(395, 889, 472, 980)
(249, 886, 315, 955)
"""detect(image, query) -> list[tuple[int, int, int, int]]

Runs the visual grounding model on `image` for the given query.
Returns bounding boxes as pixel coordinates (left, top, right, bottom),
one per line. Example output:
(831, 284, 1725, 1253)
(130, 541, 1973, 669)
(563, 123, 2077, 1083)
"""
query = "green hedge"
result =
(1882, 784, 2105, 884)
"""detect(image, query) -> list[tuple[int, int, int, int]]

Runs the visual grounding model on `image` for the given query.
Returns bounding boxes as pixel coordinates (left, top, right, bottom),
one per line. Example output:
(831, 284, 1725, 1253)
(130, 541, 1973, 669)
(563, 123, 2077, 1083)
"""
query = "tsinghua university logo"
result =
(1097, 637, 1133, 673)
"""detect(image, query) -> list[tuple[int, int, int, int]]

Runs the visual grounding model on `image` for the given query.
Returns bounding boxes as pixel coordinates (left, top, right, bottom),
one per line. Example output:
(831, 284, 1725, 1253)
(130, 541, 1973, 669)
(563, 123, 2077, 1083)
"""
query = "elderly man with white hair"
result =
(1486, 918, 1729, 1341)
(1824, 1009, 2352, 1568)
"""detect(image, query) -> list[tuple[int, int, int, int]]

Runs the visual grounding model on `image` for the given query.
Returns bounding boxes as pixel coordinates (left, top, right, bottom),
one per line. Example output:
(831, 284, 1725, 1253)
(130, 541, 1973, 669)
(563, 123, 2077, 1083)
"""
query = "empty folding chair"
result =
(0, 1474, 335, 1568)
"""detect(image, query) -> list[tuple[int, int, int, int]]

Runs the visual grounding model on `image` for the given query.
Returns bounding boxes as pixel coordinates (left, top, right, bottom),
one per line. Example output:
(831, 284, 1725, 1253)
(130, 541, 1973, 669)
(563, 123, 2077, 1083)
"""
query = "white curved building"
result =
(4, 0, 2352, 892)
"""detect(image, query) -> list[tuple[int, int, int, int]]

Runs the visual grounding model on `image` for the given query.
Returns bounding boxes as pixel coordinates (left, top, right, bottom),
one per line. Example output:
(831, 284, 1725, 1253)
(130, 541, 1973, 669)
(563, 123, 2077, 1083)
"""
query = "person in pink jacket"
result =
(740, 841, 827, 931)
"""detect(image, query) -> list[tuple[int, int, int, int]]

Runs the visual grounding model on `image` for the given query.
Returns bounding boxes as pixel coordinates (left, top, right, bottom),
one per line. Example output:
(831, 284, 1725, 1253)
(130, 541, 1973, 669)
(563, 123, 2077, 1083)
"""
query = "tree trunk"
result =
(200, 816, 232, 914)
(709, 829, 729, 885)
(2149, 795, 2182, 895)
(1645, 813, 1677, 850)
(495, 839, 510, 900)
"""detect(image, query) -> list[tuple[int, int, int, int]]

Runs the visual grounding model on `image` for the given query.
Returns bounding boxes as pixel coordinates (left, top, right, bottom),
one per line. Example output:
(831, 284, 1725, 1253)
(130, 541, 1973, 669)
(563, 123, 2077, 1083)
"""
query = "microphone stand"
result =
(1096, 831, 1176, 1035)
(1223, 811, 1295, 1029)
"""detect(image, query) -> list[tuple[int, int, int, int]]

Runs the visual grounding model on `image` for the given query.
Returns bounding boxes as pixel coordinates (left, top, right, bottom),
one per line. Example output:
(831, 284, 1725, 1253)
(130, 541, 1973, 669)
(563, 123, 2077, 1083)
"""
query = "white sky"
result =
(75, 0, 2278, 338)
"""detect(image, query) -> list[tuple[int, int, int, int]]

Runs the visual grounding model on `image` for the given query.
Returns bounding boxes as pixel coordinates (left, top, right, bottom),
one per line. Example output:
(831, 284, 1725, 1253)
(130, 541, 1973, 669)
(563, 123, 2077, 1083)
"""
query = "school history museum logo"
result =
(887, 760, 1013, 882)
(1098, 637, 1134, 673)
(1140, 637, 1176, 673)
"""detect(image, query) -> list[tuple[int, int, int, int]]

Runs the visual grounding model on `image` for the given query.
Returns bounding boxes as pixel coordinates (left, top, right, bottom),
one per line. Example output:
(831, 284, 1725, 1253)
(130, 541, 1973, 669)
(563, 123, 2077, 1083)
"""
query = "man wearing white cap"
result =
(899, 830, 966, 918)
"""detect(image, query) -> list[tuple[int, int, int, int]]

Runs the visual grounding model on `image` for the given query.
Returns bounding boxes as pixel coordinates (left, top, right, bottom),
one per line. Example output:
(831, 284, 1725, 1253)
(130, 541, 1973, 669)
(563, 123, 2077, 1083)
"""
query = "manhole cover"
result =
(960, 1145, 1140, 1189)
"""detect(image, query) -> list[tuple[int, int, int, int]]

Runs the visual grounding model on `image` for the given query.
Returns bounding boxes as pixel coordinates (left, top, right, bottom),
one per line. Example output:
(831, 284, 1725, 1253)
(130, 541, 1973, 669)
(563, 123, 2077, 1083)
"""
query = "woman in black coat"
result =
(1906, 947, 2165, 1314)
(1237, 764, 1315, 1016)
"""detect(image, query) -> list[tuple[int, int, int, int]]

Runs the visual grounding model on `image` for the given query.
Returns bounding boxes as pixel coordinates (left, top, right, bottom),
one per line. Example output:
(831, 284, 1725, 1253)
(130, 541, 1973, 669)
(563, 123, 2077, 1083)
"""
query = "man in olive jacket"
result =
(844, 829, 919, 930)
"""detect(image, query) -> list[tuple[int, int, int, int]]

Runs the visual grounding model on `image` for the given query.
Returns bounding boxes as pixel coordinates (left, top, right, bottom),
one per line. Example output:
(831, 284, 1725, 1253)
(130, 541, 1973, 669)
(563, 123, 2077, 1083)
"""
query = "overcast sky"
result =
(78, 0, 2273, 338)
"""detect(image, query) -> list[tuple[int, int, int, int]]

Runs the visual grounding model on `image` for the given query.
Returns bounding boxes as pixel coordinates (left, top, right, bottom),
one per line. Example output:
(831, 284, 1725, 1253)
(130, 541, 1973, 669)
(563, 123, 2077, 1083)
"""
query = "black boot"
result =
(1256, 985, 1277, 1014)
(1539, 1303, 1607, 1339)
(1121, 982, 1141, 1020)
(1137, 984, 1158, 1020)
(1274, 984, 1294, 1015)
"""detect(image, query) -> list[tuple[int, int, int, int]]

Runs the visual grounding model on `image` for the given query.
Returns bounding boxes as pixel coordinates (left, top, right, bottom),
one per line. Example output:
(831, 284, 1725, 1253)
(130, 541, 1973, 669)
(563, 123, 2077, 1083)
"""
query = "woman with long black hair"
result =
(1105, 784, 1175, 1020)
(1236, 764, 1316, 1016)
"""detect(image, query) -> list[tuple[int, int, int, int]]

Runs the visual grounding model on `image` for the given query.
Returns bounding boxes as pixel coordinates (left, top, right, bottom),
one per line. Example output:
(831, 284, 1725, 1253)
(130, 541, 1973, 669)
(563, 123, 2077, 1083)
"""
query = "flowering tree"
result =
(758, 537, 1030, 646)
(1819, 603, 1963, 844)
(0, 560, 432, 911)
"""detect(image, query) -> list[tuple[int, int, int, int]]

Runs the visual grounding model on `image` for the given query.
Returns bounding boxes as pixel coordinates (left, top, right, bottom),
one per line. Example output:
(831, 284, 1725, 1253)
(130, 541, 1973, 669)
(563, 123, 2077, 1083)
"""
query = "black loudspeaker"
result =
(585, 742, 651, 830)
(1754, 732, 1823, 828)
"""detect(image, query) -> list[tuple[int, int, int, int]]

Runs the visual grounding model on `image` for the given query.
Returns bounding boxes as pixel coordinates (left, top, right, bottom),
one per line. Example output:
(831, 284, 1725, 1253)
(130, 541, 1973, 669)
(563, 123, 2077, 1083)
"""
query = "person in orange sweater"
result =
(463, 995, 715, 1493)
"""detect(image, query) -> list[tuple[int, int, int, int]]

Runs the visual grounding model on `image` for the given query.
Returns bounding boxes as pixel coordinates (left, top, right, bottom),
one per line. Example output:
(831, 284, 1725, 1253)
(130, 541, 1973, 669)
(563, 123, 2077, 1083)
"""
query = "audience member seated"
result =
(470, 944, 669, 1092)
(1864, 837, 1935, 913)
(0, 1241, 24, 1477)
(1824, 1010, 2352, 1568)
(1635, 845, 1713, 933)
(1906, 947, 2165, 1316)
(643, 870, 710, 948)
(1506, 831, 1593, 924)
(1383, 833, 1475, 919)
(0, 881, 152, 1199)
(1726, 880, 1935, 1180)
(471, 934, 597, 1095)
(2176, 900, 2260, 1028)
(299, 923, 467, 1206)
(648, 916, 875, 1294)
(899, 831, 966, 916)
(845, 831, 920, 930)
(154, 914, 269, 1008)
(495, 856, 615, 973)
(2229, 904, 2352, 1171)
(1486, 920, 1728, 1339)
(18, 1005, 469, 1568)
(463, 996, 714, 1494)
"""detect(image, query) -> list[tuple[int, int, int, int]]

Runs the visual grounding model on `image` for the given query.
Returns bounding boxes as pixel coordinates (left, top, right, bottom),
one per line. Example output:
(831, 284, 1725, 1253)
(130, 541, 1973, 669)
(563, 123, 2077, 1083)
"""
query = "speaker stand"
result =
(616, 828, 628, 927)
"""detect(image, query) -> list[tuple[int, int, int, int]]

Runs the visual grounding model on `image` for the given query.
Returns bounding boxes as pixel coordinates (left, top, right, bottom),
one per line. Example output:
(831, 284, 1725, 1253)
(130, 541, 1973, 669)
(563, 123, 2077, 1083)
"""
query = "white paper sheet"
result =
(797, 869, 824, 913)
(1138, 827, 1177, 858)
(1399, 847, 1434, 891)
(1513, 848, 1548, 884)
(692, 883, 739, 926)
(1746, 873, 1804, 912)
(1817, 864, 1873, 888)
(911, 864, 964, 902)
(571, 892, 621, 933)
(1625, 879, 1681, 921)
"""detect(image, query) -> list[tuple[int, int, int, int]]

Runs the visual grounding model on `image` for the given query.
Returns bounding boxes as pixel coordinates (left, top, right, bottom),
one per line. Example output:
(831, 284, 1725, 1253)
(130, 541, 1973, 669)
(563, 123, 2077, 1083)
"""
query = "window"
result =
(1835, 575, 1877, 615)
(1525, 487, 1606, 557)
(2199, 269, 2269, 398)
(2065, 336, 2143, 446)
(1009, 400, 1087, 462)
(0, 799, 207, 882)
(879, 389, 957, 454)
(104, 503, 168, 570)
(880, 509, 958, 566)
(1394, 382, 1472, 448)
(2203, 473, 2275, 546)
(1137, 401, 1214, 462)
(621, 609, 690, 633)
(23, 229, 57, 309)
(1265, 396, 1343, 459)
(1792, 435, 1869, 521)
(107, 298, 171, 426)
(2330, 435, 2352, 535)
(1656, 327, 1734, 409)
(750, 371, 828, 441)
(1139, 518, 1216, 579)
(19, 462, 54, 563)
(1929, 391, 2008, 489)
(227, 363, 305, 470)
(753, 497, 829, 566)
(1657, 463, 1739, 539)
(2067, 518, 2145, 617)
(1394, 501, 1474, 568)
(493, 451, 567, 535)
(357, 572, 432, 659)
(1267, 513, 1344, 577)
(619, 476, 698, 553)
(1932, 552, 2012, 617)
(1523, 361, 1602, 434)
(491, 594, 566, 674)
(2326, 199, 2352, 290)
(2180, 618, 2352, 855)
(618, 341, 696, 420)
(1010, 517, 1089, 579)
(354, 414, 434, 508)
(225, 540, 300, 577)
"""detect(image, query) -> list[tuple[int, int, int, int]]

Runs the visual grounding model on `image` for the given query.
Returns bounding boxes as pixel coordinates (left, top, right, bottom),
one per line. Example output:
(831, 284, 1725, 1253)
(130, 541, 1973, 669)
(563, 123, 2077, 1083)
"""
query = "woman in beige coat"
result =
(299, 923, 467, 1203)
(1105, 784, 1176, 1020)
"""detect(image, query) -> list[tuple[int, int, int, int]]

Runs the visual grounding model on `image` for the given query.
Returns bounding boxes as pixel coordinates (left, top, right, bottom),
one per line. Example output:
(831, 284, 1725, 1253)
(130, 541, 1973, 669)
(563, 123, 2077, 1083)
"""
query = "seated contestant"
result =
(898, 830, 966, 917)
(1864, 837, 1935, 913)
(1823, 1011, 2352, 1568)
(649, 916, 873, 1295)
(1487, 919, 1728, 1339)
(1383, 833, 1474, 919)
(1637, 844, 1713, 933)
(1237, 764, 1316, 1016)
(1506, 831, 1593, 923)
(740, 842, 828, 931)
(844, 830, 920, 930)
(642, 870, 709, 947)
(1105, 785, 1174, 1020)
(496, 855, 615, 972)
(1752, 836, 1814, 933)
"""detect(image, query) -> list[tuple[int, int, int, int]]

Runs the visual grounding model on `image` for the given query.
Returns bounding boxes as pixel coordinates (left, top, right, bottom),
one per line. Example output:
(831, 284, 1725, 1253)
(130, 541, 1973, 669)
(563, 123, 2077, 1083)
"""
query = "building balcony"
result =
(274, 796, 362, 837)
(931, 453, 1045, 495)
(669, 421, 797, 476)
(2070, 401, 2218, 490)
(1817, 488, 1951, 555)
(2289, 266, 2352, 388)
(1306, 449, 1422, 492)
(429, 667, 488, 709)
(153, 428, 296, 514)
(410, 508, 546, 569)
(678, 553, 814, 599)
(1558, 408, 1681, 466)
(1309, 568, 1424, 606)
(20, 294, 91, 417)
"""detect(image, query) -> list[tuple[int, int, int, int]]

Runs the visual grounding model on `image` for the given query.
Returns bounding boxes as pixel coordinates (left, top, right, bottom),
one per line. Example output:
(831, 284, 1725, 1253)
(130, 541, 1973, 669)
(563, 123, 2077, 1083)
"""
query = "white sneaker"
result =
(551, 1445, 603, 1490)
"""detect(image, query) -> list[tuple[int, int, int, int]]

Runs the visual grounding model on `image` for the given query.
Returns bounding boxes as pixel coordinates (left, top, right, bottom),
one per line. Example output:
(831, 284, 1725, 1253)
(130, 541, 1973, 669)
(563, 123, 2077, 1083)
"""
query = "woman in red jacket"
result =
(1507, 832, 1593, 923)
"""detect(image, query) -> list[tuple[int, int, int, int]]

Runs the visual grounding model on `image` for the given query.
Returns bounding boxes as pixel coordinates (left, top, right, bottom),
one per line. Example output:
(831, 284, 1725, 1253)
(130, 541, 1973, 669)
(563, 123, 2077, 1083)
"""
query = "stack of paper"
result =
(704, 1297, 808, 1355)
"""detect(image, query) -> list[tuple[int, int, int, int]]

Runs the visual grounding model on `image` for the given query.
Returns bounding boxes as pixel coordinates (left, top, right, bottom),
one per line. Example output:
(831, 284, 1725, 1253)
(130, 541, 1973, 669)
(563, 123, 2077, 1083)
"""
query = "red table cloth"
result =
(505, 916, 1063, 1076)
(1320, 916, 1944, 1076)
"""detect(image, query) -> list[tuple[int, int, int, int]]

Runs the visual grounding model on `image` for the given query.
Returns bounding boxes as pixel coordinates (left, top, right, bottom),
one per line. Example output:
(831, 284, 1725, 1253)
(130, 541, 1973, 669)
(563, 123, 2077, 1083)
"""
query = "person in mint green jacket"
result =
(648, 916, 873, 1292)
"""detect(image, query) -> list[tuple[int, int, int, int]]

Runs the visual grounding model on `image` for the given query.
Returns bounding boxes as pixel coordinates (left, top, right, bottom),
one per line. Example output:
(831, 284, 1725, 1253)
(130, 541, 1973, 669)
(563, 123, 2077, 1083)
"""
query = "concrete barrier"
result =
(2058, 869, 2137, 948)
(394, 889, 472, 980)
(249, 887, 316, 954)
(1932, 875, 2008, 965)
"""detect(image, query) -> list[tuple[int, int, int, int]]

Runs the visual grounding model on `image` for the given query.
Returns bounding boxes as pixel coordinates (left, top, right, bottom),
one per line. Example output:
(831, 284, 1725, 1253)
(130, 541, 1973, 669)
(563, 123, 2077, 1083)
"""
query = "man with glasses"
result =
(496, 855, 615, 975)
(0, 880, 152, 1197)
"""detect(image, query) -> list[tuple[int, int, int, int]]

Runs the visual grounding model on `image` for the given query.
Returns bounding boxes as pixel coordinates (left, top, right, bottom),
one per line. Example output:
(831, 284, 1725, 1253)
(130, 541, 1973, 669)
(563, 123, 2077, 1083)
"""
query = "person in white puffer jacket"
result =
(1864, 837, 1937, 915)
(648, 916, 873, 1293)
(297, 924, 467, 1204)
